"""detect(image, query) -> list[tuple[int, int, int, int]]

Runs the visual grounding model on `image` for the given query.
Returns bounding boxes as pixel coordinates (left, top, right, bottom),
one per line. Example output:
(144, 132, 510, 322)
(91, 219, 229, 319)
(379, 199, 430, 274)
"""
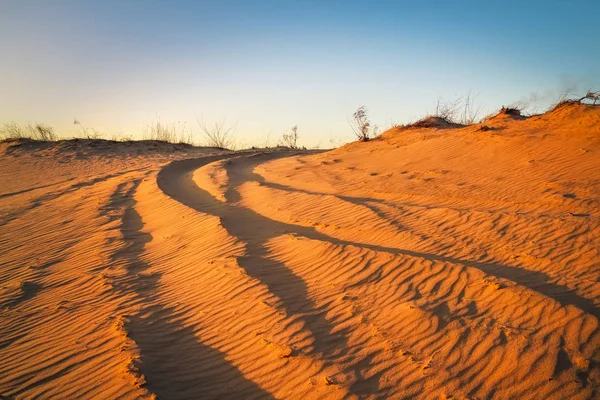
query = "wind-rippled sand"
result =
(1, 103, 599, 399)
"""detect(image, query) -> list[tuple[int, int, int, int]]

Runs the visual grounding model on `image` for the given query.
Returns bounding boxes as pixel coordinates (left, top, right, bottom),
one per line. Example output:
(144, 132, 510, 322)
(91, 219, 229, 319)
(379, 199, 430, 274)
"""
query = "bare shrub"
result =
(0, 122, 57, 141)
(195, 117, 235, 149)
(349, 106, 377, 141)
(434, 91, 482, 125)
(577, 90, 599, 104)
(280, 125, 299, 149)
(434, 98, 462, 121)
(550, 89, 599, 111)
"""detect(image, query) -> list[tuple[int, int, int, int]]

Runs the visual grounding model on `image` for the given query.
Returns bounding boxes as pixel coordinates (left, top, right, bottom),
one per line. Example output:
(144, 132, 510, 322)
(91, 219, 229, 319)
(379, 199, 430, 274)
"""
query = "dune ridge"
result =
(1, 103, 599, 399)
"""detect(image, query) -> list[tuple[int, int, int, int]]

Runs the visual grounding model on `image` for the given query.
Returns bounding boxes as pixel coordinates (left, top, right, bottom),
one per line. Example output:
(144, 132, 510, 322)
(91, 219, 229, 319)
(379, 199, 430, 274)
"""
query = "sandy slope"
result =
(1, 104, 599, 399)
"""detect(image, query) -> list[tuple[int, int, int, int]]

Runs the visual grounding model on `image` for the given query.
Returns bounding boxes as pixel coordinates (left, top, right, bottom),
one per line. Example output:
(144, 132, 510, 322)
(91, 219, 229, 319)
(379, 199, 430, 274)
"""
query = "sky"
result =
(1, 0, 599, 147)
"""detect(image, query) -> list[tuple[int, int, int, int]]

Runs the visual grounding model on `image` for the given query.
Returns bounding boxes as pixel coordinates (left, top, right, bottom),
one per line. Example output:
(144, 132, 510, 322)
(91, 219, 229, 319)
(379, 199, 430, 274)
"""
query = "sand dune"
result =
(1, 103, 599, 399)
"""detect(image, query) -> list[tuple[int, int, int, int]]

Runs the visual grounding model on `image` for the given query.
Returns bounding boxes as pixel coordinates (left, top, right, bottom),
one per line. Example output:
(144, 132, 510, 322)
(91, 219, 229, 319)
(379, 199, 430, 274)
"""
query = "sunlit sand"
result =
(1, 103, 599, 398)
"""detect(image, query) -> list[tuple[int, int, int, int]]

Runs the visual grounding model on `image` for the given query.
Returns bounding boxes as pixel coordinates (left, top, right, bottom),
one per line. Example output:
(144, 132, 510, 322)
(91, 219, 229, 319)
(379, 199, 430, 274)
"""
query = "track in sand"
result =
(2, 104, 599, 399)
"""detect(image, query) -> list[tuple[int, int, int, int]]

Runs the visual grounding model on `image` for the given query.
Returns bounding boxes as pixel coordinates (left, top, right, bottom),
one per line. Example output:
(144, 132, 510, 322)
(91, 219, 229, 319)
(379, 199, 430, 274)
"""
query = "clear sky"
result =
(1, 0, 599, 147)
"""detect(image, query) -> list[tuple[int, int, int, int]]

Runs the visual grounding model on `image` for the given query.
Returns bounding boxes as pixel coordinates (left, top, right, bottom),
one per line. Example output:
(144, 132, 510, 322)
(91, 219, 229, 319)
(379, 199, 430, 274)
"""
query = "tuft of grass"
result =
(143, 121, 177, 142)
(143, 121, 194, 145)
(73, 119, 103, 139)
(0, 122, 57, 141)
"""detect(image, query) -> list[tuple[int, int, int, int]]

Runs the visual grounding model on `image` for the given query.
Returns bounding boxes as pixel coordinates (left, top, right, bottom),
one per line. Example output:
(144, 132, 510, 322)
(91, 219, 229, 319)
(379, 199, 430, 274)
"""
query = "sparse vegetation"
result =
(279, 125, 299, 149)
(329, 134, 347, 148)
(405, 116, 463, 129)
(3, 90, 596, 147)
(111, 133, 135, 142)
(478, 106, 522, 123)
(349, 106, 377, 141)
(499, 106, 522, 116)
(259, 132, 273, 148)
(433, 91, 482, 125)
(143, 121, 194, 144)
(579, 90, 599, 104)
(551, 89, 599, 110)
(0, 122, 57, 141)
(195, 117, 235, 149)
(398, 91, 483, 130)
(144, 121, 174, 142)
(74, 119, 103, 139)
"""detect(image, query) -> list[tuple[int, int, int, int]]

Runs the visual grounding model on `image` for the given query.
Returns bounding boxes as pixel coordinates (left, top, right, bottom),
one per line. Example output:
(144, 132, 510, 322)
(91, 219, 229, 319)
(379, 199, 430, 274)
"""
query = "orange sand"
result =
(1, 103, 599, 399)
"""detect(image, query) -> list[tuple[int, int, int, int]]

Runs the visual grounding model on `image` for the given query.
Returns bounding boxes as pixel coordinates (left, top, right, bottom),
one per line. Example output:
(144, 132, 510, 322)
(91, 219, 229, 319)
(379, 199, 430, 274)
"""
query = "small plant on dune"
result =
(73, 119, 103, 139)
(259, 132, 273, 148)
(280, 125, 299, 149)
(111, 133, 134, 142)
(141, 121, 194, 144)
(0, 122, 57, 141)
(499, 106, 522, 116)
(459, 91, 483, 124)
(434, 91, 482, 125)
(550, 89, 599, 110)
(329, 134, 347, 148)
(33, 124, 56, 141)
(579, 90, 599, 104)
(349, 106, 377, 141)
(434, 97, 461, 122)
(195, 117, 235, 149)
(0, 122, 25, 139)
(478, 104, 523, 123)
(568, 89, 599, 105)
(144, 121, 177, 143)
(556, 87, 576, 105)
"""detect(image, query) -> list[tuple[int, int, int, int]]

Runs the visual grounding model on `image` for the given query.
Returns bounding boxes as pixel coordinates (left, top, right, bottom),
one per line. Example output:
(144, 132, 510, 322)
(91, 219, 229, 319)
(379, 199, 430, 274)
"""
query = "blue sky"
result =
(1, 0, 598, 147)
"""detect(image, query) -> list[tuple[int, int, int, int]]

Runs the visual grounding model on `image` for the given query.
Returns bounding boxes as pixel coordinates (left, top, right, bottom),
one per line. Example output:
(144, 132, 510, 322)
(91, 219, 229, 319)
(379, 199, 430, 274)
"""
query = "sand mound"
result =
(1, 104, 599, 398)
(402, 116, 465, 130)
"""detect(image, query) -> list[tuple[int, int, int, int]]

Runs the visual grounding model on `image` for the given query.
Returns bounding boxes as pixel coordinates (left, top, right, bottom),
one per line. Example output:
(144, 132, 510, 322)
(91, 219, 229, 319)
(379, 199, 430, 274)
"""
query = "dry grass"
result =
(434, 91, 482, 125)
(395, 91, 482, 132)
(73, 119, 103, 139)
(143, 121, 194, 145)
(0, 122, 57, 141)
